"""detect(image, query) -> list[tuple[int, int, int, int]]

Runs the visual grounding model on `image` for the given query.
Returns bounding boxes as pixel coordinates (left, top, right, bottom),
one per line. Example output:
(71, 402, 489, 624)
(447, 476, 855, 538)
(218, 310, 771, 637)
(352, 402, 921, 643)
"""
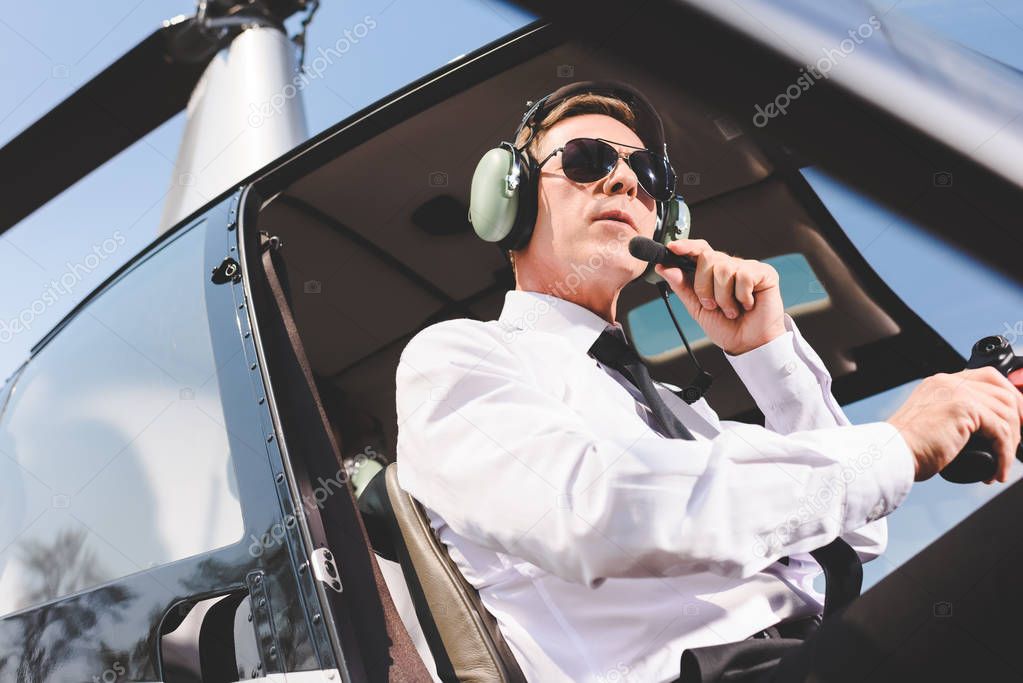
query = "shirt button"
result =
(782, 361, 797, 376)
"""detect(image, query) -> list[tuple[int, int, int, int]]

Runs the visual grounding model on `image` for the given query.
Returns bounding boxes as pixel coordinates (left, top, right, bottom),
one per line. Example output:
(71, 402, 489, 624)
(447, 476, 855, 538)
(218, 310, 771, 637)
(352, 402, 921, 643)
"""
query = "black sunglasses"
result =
(534, 137, 676, 201)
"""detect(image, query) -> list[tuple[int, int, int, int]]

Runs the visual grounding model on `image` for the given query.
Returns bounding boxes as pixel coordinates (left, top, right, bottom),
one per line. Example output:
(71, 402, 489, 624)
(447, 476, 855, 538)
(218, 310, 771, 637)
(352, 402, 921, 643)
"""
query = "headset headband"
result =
(513, 80, 670, 163)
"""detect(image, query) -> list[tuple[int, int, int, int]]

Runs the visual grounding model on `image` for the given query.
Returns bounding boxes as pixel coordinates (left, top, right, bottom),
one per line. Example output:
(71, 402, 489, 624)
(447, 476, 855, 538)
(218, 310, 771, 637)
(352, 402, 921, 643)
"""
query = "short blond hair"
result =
(507, 93, 641, 275)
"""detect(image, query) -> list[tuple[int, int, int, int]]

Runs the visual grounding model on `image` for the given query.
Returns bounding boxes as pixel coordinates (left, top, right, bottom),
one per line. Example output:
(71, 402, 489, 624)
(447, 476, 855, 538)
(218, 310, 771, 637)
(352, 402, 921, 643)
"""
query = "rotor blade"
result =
(0, 17, 223, 234)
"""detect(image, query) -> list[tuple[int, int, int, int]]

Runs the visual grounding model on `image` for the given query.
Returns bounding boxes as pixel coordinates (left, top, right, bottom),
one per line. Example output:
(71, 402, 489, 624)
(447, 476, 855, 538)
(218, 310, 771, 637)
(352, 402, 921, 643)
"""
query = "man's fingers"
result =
(655, 264, 701, 315)
(666, 240, 766, 318)
(972, 391, 1018, 482)
(665, 238, 712, 258)
(735, 269, 756, 311)
(966, 371, 1023, 433)
(713, 264, 740, 319)
(964, 366, 1023, 424)
(667, 239, 719, 310)
(654, 262, 685, 290)
(966, 366, 1019, 393)
(692, 251, 717, 310)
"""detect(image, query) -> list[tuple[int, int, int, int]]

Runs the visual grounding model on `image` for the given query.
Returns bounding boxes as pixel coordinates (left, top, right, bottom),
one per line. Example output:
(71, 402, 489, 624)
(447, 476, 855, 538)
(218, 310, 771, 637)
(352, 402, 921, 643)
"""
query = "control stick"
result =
(940, 335, 1023, 483)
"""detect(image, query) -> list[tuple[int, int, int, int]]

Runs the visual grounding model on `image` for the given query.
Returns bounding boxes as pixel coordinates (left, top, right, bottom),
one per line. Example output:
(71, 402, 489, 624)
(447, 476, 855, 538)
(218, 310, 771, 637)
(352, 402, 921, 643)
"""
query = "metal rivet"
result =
(267, 434, 274, 442)
(254, 574, 261, 584)
(268, 646, 277, 658)
(258, 397, 265, 404)
(250, 363, 257, 370)
(238, 303, 245, 309)
(243, 331, 251, 338)
(259, 598, 267, 607)
(298, 562, 307, 573)
(312, 613, 321, 624)
(275, 473, 285, 483)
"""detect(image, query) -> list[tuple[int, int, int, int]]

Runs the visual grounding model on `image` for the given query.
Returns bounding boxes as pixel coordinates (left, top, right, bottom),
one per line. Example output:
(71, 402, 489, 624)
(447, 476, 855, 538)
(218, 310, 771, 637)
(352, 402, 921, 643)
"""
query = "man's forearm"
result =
(724, 312, 899, 561)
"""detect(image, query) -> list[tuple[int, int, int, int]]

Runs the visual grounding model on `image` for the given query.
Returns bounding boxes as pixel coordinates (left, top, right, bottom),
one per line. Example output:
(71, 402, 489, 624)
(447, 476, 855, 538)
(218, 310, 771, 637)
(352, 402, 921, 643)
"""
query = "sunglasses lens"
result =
(557, 139, 675, 200)
(561, 138, 618, 183)
(629, 150, 675, 201)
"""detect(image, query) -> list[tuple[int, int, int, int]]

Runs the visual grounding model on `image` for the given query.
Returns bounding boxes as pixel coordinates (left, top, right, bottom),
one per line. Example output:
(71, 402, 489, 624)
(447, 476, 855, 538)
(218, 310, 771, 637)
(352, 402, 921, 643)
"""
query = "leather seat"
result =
(383, 463, 527, 683)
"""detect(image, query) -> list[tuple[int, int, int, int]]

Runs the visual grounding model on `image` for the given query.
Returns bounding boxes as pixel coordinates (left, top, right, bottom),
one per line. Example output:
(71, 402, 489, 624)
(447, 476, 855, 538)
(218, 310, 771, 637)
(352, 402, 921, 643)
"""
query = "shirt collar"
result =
(498, 290, 624, 353)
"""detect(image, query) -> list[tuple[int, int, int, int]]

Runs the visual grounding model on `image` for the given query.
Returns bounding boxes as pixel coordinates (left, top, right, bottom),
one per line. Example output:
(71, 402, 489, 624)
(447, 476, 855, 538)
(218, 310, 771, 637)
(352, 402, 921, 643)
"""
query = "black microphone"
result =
(629, 236, 697, 273)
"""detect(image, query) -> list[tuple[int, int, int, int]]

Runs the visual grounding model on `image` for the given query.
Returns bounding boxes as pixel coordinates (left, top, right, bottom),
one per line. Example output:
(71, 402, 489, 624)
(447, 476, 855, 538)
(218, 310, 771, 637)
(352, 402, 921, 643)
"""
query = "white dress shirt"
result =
(394, 289, 915, 683)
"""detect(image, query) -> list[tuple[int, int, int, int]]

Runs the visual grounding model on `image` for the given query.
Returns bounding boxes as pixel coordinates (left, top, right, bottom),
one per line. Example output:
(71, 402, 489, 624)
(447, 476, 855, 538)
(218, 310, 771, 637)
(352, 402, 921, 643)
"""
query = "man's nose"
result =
(601, 155, 639, 198)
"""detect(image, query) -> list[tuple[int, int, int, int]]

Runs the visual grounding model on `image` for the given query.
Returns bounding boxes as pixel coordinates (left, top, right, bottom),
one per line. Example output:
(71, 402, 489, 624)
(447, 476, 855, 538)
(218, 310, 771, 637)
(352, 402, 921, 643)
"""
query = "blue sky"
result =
(1, 0, 1021, 592)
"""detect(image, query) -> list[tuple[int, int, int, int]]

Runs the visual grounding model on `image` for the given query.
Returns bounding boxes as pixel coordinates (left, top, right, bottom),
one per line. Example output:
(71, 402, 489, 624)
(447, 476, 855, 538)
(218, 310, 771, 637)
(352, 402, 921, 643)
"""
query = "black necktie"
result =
(587, 327, 862, 617)
(588, 327, 695, 440)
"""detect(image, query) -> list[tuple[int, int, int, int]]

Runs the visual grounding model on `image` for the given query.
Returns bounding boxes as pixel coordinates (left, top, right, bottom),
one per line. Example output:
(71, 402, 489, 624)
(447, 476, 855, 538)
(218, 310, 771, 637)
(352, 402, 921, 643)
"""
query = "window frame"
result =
(0, 193, 335, 680)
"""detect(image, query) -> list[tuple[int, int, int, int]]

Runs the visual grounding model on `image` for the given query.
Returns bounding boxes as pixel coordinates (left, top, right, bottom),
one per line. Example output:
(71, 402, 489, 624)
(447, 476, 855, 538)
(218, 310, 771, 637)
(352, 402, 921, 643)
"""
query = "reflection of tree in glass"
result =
(7, 581, 133, 681)
(18, 527, 106, 607)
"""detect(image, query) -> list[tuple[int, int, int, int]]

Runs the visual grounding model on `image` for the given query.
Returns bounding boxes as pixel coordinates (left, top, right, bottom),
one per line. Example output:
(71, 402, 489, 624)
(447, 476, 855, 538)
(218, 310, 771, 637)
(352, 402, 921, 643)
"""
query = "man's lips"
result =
(593, 209, 637, 231)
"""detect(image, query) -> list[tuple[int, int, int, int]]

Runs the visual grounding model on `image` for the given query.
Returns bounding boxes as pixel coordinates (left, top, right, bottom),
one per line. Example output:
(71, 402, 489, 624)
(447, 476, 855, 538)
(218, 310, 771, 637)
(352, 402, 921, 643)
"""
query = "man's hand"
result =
(887, 368, 1023, 483)
(654, 239, 786, 355)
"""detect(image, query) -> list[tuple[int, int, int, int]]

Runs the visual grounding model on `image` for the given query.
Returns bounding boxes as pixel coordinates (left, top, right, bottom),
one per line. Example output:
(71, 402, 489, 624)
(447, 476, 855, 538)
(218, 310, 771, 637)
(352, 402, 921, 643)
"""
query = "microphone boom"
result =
(629, 236, 697, 273)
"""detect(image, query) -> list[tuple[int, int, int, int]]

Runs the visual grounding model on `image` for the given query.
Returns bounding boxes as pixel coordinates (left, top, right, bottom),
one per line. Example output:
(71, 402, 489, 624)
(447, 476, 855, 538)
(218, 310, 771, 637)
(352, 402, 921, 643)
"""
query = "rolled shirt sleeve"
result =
(723, 312, 915, 562)
(396, 318, 915, 587)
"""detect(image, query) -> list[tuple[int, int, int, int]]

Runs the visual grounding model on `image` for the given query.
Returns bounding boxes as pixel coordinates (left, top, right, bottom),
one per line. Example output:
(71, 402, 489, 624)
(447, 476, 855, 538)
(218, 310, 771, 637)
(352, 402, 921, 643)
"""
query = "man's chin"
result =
(584, 255, 645, 287)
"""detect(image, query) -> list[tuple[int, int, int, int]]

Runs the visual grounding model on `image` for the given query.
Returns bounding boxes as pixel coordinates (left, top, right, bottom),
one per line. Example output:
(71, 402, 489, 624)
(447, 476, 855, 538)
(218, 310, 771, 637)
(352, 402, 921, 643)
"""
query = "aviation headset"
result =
(468, 80, 691, 284)
(468, 80, 713, 401)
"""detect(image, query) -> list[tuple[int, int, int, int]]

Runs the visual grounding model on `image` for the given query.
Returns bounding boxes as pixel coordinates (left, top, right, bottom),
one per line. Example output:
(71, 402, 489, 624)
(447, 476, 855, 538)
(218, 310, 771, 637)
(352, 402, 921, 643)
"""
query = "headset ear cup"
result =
(641, 196, 691, 284)
(499, 151, 538, 251)
(668, 197, 691, 242)
(469, 145, 521, 244)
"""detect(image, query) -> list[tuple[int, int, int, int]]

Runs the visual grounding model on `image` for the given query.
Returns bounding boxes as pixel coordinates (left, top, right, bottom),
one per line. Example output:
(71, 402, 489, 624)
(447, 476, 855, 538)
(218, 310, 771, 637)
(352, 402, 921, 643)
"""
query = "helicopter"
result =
(0, 0, 1022, 681)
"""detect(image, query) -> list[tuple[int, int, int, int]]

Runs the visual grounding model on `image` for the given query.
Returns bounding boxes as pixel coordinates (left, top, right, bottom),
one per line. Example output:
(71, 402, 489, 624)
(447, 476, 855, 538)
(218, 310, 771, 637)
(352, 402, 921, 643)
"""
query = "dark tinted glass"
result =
(629, 149, 676, 200)
(561, 138, 619, 182)
(561, 138, 675, 200)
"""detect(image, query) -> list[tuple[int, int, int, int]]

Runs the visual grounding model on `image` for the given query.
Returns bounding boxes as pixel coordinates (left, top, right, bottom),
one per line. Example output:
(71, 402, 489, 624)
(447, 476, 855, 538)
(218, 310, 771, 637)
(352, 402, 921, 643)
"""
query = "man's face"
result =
(526, 113, 658, 286)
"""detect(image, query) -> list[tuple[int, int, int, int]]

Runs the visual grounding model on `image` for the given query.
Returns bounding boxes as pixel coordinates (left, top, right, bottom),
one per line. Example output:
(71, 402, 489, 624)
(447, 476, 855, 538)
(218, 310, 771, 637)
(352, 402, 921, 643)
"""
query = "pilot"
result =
(393, 82, 1023, 682)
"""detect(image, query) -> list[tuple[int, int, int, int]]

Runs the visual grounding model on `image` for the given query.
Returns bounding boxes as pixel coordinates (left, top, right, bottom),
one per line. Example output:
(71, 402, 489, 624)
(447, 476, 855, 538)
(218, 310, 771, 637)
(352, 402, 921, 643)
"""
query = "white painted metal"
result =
(147, 670, 343, 682)
(311, 547, 343, 592)
(254, 670, 343, 682)
(159, 25, 308, 233)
